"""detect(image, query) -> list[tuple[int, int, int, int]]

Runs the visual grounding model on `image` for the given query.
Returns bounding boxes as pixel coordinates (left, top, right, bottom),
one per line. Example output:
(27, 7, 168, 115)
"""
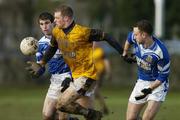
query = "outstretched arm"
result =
(89, 29, 123, 55)
(123, 40, 131, 56)
(122, 40, 136, 64)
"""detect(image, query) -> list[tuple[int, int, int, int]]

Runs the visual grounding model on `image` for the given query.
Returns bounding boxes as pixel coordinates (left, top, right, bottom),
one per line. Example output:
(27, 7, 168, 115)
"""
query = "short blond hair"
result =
(55, 5, 73, 18)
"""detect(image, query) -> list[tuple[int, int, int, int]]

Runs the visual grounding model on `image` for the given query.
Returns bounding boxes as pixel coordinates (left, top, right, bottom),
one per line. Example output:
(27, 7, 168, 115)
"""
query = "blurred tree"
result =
(87, 0, 154, 27)
(119, 0, 154, 26)
(166, 0, 180, 39)
(0, 0, 179, 87)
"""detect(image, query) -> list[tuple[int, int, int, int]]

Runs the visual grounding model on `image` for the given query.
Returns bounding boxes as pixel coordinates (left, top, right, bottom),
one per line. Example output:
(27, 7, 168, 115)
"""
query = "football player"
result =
(123, 20, 170, 120)
(93, 43, 111, 115)
(27, 5, 125, 120)
(35, 12, 80, 120)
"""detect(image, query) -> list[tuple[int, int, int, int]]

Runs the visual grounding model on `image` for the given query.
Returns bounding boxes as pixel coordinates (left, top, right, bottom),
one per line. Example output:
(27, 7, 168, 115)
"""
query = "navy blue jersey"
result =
(36, 36, 70, 74)
(127, 32, 170, 83)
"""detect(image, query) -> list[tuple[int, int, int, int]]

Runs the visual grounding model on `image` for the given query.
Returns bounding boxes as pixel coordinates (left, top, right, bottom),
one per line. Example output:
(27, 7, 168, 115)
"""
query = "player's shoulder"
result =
(153, 36, 169, 59)
(75, 23, 89, 29)
(74, 23, 91, 33)
(154, 37, 168, 52)
(38, 36, 50, 43)
(128, 32, 133, 37)
(52, 26, 62, 36)
(127, 31, 136, 44)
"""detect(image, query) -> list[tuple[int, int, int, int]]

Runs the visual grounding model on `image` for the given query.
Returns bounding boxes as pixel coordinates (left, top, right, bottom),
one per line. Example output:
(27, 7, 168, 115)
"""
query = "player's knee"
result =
(42, 112, 54, 120)
(142, 109, 155, 120)
(59, 117, 68, 120)
(56, 102, 62, 109)
(142, 114, 154, 120)
(126, 115, 138, 120)
(58, 113, 69, 120)
(126, 117, 138, 120)
(56, 102, 66, 111)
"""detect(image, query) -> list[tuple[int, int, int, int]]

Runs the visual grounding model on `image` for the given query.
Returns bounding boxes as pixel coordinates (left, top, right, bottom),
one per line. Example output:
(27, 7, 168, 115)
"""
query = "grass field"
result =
(0, 86, 179, 120)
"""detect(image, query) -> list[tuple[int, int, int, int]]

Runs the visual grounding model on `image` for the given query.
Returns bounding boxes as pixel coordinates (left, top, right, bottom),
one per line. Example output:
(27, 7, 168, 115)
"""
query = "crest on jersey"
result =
(145, 55, 152, 63)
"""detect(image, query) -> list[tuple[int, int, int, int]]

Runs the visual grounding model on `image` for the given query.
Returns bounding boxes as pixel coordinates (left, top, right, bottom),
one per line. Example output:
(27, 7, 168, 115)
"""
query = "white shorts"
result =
(129, 79, 169, 104)
(69, 76, 96, 97)
(46, 72, 71, 99)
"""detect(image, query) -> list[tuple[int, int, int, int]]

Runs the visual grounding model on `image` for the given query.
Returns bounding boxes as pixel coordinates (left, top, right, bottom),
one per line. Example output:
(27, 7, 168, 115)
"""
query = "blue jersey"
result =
(127, 32, 170, 83)
(36, 36, 70, 74)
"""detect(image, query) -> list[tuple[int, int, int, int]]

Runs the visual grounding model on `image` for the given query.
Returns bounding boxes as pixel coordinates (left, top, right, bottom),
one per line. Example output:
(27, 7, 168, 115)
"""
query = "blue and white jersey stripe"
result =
(127, 32, 170, 83)
(36, 36, 70, 74)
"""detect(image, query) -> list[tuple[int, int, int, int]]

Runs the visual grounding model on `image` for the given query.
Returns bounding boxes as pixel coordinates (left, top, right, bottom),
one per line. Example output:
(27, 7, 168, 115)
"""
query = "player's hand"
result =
(25, 61, 45, 78)
(135, 88, 152, 100)
(61, 77, 72, 92)
(141, 88, 152, 94)
(122, 53, 136, 64)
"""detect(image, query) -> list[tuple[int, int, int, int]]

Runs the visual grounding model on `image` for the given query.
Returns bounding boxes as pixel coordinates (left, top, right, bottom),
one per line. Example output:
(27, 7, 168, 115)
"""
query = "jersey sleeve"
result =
(127, 32, 136, 44)
(36, 52, 43, 63)
(157, 57, 170, 82)
(89, 29, 103, 41)
(36, 41, 49, 63)
(89, 29, 123, 54)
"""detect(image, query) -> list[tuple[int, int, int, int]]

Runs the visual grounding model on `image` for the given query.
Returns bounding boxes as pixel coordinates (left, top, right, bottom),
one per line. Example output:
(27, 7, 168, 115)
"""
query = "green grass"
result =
(0, 86, 179, 120)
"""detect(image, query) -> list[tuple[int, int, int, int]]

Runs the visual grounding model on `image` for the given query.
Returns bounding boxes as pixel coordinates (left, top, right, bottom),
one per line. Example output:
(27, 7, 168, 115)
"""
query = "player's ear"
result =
(64, 16, 69, 22)
(142, 32, 147, 39)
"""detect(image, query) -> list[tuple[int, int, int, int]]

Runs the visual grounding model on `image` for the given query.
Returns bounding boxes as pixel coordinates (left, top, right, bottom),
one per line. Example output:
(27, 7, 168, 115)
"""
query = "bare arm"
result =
(123, 40, 131, 56)
(149, 80, 162, 90)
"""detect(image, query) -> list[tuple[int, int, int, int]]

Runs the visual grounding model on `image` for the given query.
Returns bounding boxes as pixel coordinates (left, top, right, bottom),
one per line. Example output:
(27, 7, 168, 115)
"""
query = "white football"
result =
(20, 37, 38, 56)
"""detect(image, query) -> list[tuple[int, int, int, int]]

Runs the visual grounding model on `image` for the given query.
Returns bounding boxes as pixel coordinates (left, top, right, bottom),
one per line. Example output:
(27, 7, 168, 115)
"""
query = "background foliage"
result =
(0, 0, 179, 88)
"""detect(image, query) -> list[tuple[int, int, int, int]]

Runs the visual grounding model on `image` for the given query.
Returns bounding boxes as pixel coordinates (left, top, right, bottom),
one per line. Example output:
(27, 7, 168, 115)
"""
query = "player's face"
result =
(39, 19, 53, 36)
(133, 27, 145, 44)
(54, 11, 66, 29)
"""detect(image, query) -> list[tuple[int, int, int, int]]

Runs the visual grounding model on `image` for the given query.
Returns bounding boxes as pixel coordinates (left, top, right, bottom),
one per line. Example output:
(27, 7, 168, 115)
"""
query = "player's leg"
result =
(76, 95, 94, 109)
(127, 80, 148, 120)
(73, 93, 94, 120)
(56, 77, 102, 120)
(142, 81, 169, 120)
(45, 73, 71, 120)
(57, 111, 79, 120)
(57, 86, 92, 117)
(57, 73, 74, 120)
(142, 101, 161, 120)
(57, 111, 69, 120)
(42, 98, 69, 120)
(42, 96, 57, 120)
(126, 102, 145, 120)
(95, 74, 109, 114)
(95, 85, 109, 114)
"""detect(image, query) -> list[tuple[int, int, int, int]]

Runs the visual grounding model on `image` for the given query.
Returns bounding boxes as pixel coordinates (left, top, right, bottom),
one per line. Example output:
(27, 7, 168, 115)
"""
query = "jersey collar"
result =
(62, 21, 75, 34)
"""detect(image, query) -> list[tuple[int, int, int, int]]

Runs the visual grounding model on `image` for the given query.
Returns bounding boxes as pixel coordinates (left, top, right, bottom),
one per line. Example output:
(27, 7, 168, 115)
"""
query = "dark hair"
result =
(134, 20, 153, 35)
(38, 12, 54, 23)
(55, 5, 73, 18)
